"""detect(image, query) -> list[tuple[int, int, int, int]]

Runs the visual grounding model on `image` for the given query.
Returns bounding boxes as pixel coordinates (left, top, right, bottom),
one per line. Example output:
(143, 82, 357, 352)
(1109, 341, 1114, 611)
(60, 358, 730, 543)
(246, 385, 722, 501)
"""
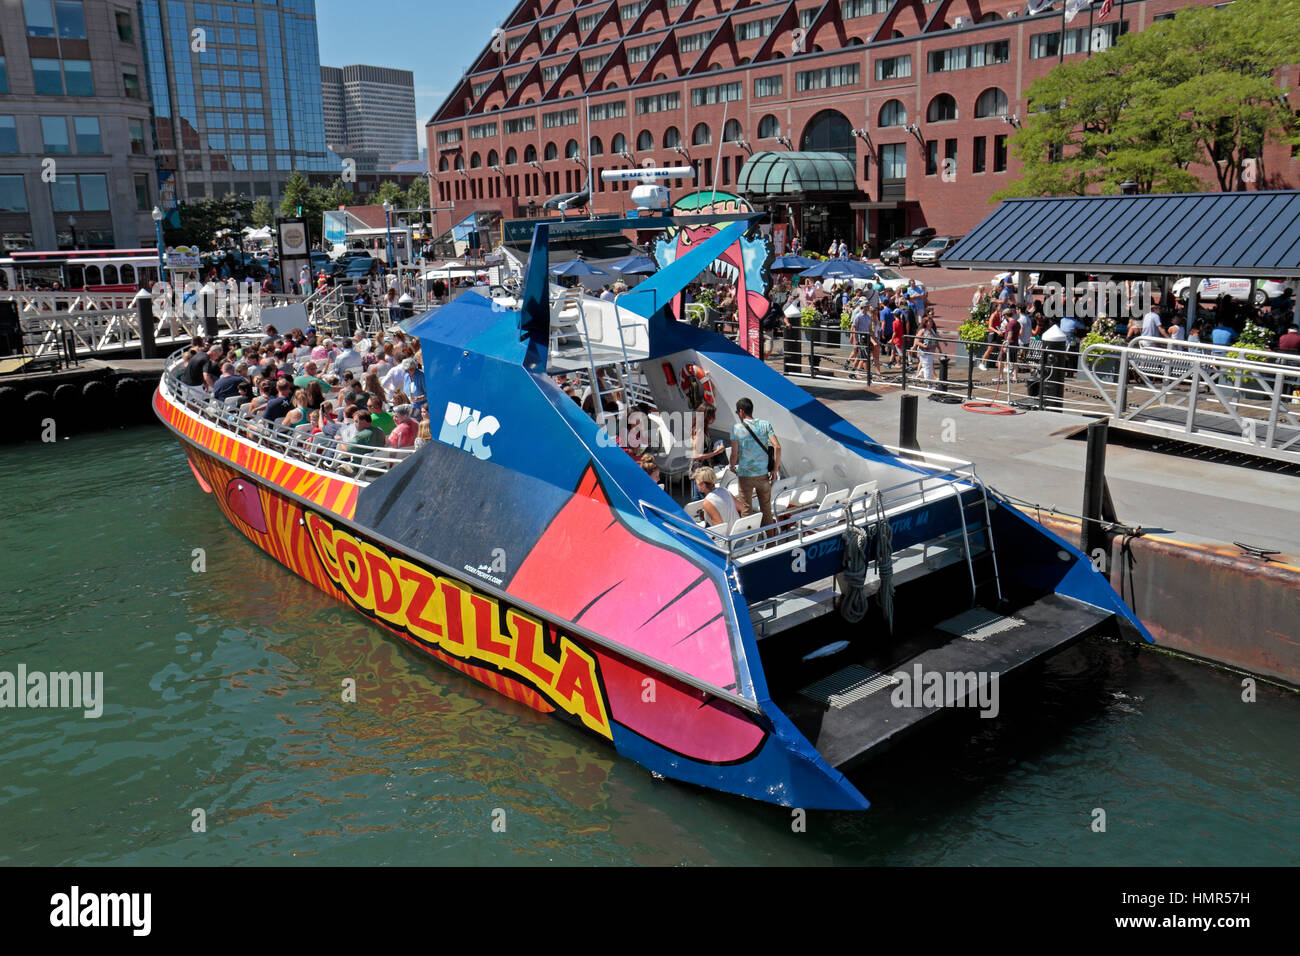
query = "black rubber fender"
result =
(113, 376, 147, 423)
(22, 389, 53, 440)
(0, 386, 21, 442)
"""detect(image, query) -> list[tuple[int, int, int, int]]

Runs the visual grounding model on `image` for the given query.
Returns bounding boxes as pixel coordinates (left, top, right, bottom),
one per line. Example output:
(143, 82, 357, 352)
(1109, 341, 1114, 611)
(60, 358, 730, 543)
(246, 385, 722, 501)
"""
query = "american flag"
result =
(1099, 0, 1115, 20)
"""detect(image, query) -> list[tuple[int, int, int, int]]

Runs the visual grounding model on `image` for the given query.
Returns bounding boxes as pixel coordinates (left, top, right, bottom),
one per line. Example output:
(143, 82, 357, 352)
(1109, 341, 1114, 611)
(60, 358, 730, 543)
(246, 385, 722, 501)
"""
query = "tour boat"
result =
(154, 211, 1152, 811)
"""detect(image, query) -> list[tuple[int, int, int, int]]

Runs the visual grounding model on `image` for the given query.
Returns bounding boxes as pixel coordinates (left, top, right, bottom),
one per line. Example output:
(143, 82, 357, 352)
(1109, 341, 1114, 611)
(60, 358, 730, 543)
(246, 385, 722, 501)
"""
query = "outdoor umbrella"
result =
(769, 255, 818, 272)
(798, 259, 878, 281)
(548, 258, 610, 278)
(605, 254, 659, 276)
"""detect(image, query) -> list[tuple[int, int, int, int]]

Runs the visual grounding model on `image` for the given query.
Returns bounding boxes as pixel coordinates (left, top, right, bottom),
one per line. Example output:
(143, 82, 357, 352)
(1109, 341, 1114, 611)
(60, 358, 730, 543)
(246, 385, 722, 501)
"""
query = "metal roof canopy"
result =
(942, 191, 1300, 278)
(736, 150, 859, 196)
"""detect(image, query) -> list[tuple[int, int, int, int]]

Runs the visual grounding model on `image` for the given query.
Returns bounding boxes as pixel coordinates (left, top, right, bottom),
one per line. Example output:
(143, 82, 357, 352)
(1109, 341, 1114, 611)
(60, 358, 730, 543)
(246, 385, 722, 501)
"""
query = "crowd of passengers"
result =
(176, 323, 431, 460)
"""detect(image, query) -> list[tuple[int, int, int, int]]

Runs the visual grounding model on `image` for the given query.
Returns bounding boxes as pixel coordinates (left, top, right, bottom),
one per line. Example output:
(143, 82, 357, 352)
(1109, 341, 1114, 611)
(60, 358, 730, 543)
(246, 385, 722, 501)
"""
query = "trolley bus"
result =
(0, 248, 162, 293)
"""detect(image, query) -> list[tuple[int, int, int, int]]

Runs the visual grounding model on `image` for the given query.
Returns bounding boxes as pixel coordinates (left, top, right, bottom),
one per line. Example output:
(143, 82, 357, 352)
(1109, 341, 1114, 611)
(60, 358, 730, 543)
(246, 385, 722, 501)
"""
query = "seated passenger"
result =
(639, 452, 662, 487)
(694, 466, 739, 528)
(387, 404, 416, 448)
(262, 378, 295, 422)
(367, 394, 394, 434)
(348, 409, 387, 450)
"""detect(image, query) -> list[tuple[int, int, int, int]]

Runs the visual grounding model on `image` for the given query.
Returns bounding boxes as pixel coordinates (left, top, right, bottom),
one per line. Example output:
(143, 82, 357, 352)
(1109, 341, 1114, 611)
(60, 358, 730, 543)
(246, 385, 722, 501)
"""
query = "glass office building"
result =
(138, 0, 336, 205)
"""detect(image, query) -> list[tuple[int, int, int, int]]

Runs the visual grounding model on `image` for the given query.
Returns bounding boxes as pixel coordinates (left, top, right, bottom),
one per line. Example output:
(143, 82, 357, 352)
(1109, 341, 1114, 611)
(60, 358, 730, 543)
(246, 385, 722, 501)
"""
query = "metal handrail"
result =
(159, 349, 416, 480)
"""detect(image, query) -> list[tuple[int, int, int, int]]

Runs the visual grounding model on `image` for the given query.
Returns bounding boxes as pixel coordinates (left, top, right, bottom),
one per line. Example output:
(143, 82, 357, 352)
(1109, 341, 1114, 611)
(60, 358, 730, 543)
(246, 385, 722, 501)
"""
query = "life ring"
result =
(962, 400, 1020, 415)
(679, 363, 716, 406)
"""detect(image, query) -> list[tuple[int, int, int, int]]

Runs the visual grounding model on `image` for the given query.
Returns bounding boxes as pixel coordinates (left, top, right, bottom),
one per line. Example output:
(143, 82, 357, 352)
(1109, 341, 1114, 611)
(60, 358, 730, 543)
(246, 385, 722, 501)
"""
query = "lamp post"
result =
(382, 198, 394, 267)
(151, 206, 166, 285)
(68, 215, 77, 250)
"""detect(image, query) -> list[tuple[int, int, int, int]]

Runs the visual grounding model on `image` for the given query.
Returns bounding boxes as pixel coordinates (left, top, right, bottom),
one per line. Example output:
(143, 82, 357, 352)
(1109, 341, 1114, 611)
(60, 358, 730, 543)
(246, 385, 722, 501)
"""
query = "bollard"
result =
(967, 351, 975, 401)
(1080, 419, 1118, 575)
(939, 355, 950, 393)
(899, 393, 920, 451)
(202, 289, 219, 341)
(138, 297, 156, 359)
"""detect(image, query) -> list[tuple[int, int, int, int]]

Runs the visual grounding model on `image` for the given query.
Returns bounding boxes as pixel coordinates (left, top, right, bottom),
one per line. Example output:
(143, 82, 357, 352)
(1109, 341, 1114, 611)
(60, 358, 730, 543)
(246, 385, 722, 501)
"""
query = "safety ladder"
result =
(953, 480, 1004, 607)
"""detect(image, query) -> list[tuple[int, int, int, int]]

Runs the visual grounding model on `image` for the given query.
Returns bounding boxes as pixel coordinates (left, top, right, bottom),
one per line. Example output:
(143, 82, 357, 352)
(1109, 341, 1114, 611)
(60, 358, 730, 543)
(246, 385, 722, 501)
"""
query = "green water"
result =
(0, 428, 1296, 865)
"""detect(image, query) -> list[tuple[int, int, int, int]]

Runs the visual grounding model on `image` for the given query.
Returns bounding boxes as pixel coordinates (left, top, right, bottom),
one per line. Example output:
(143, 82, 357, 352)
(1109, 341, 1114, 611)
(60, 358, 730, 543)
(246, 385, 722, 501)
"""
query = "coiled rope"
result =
(837, 525, 872, 623)
(876, 498, 895, 634)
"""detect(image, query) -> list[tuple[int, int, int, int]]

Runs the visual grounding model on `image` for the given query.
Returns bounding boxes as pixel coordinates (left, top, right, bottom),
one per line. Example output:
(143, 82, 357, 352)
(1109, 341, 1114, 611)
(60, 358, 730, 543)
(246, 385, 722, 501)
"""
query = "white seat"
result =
(729, 513, 764, 553)
(771, 476, 796, 500)
(798, 469, 825, 486)
(787, 482, 828, 513)
(802, 488, 851, 528)
(775, 482, 808, 511)
(706, 521, 732, 539)
(849, 480, 879, 517)
(684, 499, 708, 524)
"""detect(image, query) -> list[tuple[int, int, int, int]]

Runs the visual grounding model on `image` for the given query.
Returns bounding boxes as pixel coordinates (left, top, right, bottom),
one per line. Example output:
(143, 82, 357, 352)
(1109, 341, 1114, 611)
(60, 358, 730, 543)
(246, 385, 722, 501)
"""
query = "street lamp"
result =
(382, 198, 394, 267)
(151, 206, 166, 287)
(68, 215, 77, 250)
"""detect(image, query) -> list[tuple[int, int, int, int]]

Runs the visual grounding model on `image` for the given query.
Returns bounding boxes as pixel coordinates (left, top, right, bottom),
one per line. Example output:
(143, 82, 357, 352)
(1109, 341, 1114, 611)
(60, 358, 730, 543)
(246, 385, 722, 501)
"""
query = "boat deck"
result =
(780, 592, 1116, 772)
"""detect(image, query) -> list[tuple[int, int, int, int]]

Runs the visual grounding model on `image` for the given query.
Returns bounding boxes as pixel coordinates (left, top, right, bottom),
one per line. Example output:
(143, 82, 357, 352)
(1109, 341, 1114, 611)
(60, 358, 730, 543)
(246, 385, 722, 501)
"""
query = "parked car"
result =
(1171, 276, 1294, 307)
(880, 237, 924, 266)
(910, 235, 963, 266)
(910, 226, 937, 240)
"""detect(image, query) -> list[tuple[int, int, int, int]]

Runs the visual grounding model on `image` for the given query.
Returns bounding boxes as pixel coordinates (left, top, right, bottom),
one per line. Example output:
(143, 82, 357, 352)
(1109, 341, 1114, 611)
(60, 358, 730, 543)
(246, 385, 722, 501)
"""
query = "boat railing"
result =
(159, 349, 417, 480)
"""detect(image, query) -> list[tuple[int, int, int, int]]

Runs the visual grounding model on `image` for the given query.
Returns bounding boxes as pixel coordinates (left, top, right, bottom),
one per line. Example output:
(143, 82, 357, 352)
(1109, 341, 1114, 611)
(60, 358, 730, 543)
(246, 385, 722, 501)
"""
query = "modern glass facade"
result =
(138, 0, 336, 204)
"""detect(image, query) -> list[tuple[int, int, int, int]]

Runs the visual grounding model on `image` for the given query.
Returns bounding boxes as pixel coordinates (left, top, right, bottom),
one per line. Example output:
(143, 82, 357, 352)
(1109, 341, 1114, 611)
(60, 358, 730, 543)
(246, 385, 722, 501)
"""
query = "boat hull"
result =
(155, 389, 871, 810)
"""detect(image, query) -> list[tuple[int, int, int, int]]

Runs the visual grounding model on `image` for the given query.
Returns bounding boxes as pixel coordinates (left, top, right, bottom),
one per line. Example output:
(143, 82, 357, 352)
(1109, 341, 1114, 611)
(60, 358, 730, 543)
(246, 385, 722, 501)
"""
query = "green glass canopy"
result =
(735, 150, 859, 196)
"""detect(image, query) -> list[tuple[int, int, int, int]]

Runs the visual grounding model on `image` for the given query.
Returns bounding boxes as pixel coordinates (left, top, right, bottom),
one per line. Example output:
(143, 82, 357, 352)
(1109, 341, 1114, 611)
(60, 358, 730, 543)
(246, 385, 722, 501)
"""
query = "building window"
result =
(469, 122, 498, 139)
(927, 40, 1010, 73)
(505, 147, 517, 164)
(875, 55, 912, 81)
(504, 116, 535, 134)
(1031, 22, 1127, 59)
(50, 173, 108, 212)
(927, 93, 958, 122)
(589, 136, 603, 156)
(753, 75, 782, 98)
(26, 0, 86, 39)
(628, 43, 655, 63)
(621, 1, 649, 19)
(41, 117, 70, 154)
(437, 129, 463, 145)
(540, 24, 560, 45)
(723, 119, 743, 142)
(611, 133, 627, 153)
(758, 114, 780, 138)
(925, 140, 938, 176)
(843, 0, 891, 16)
(544, 142, 557, 160)
(504, 73, 523, 91)
(0, 175, 29, 211)
(736, 17, 778, 41)
(134, 173, 150, 211)
(578, 13, 601, 31)
(0, 58, 7, 95)
(0, 117, 17, 154)
(975, 88, 1009, 119)
(878, 99, 907, 127)
(796, 64, 860, 92)
(690, 82, 742, 107)
(541, 64, 563, 84)
(583, 53, 610, 73)
(587, 101, 626, 122)
(636, 129, 653, 150)
(880, 143, 906, 179)
(973, 135, 986, 173)
(636, 92, 680, 115)
(993, 134, 1008, 172)
(543, 109, 579, 128)
(663, 126, 681, 149)
(945, 137, 957, 173)
(679, 31, 713, 54)
(74, 117, 101, 153)
(124, 68, 143, 100)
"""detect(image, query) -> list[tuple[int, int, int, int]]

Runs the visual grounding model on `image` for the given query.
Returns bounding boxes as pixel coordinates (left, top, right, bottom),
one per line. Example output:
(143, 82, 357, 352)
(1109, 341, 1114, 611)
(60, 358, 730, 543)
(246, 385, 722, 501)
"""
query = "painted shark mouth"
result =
(707, 260, 743, 284)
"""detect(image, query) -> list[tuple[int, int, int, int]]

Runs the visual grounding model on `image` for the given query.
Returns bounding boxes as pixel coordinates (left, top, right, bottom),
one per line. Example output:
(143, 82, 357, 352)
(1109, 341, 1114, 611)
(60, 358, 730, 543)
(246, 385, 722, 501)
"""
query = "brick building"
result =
(427, 0, 1298, 253)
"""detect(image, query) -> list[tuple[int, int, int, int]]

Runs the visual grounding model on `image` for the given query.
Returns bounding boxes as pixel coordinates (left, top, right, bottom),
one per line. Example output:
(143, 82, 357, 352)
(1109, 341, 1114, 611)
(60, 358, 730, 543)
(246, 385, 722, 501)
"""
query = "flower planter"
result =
(1079, 353, 1121, 383)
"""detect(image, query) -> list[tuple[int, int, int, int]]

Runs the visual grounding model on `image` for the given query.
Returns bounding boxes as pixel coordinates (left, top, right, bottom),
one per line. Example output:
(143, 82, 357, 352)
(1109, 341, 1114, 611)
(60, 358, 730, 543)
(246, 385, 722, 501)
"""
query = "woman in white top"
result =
(694, 466, 740, 528)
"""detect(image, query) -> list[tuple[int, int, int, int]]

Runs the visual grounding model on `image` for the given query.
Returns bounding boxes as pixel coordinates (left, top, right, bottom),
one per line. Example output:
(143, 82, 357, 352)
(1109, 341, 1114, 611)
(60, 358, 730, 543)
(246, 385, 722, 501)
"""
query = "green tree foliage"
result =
(375, 180, 405, 207)
(405, 174, 430, 210)
(995, 0, 1300, 200)
(250, 198, 274, 229)
(166, 193, 253, 251)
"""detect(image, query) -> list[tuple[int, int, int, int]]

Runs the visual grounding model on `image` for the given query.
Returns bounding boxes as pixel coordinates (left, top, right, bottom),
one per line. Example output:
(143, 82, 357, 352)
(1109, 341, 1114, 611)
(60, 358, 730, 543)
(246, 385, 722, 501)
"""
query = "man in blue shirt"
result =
(730, 397, 781, 536)
(1210, 320, 1237, 346)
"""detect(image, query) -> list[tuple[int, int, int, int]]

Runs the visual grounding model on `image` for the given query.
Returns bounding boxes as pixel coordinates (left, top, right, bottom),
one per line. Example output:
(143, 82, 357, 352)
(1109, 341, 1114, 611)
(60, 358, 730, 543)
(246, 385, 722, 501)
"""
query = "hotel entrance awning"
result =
(736, 150, 858, 197)
(943, 191, 1300, 277)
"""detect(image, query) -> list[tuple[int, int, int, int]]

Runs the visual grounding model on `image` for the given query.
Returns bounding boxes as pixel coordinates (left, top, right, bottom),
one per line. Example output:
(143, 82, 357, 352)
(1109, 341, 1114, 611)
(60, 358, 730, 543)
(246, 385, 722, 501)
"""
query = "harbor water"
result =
(1, 427, 1296, 865)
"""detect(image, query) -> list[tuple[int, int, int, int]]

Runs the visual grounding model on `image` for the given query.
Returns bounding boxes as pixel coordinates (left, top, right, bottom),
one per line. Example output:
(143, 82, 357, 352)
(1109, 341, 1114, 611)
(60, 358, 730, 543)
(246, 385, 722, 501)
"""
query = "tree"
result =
(376, 180, 405, 207)
(995, 0, 1300, 200)
(165, 193, 252, 251)
(250, 198, 274, 229)
(278, 170, 312, 219)
(406, 175, 430, 211)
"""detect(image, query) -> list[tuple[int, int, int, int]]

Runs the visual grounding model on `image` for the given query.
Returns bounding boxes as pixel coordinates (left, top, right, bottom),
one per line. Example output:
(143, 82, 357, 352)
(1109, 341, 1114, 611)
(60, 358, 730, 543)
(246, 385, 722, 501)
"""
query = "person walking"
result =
(729, 397, 781, 536)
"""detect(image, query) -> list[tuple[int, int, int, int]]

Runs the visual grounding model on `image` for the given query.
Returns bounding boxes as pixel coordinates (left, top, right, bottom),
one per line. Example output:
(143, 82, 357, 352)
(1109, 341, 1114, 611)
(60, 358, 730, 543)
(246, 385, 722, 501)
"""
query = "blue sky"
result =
(314, 0, 515, 146)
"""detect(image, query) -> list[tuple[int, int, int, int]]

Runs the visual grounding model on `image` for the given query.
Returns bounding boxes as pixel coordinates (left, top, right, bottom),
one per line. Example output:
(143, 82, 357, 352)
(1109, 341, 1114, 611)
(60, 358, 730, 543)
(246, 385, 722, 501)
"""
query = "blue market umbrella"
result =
(769, 255, 818, 272)
(605, 254, 659, 276)
(549, 258, 610, 278)
(798, 259, 878, 281)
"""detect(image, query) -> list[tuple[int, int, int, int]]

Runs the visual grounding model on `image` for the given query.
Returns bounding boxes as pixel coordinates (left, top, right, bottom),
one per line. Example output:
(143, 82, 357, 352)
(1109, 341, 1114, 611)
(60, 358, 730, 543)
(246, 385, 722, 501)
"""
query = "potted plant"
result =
(801, 305, 822, 346)
(1078, 316, 1124, 382)
(958, 308, 989, 361)
(837, 311, 852, 348)
(1225, 319, 1275, 399)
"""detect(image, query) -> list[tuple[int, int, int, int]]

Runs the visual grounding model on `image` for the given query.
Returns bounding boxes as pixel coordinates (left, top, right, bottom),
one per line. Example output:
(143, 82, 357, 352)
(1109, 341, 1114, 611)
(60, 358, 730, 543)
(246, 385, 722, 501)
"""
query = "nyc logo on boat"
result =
(303, 512, 612, 738)
(438, 402, 498, 460)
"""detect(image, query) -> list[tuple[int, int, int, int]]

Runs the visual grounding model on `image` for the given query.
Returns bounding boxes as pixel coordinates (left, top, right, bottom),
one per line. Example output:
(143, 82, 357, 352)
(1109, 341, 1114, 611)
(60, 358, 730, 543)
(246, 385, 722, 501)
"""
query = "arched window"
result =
(120, 264, 135, 284)
(455, 154, 465, 170)
(692, 123, 712, 146)
(565, 138, 580, 159)
(505, 147, 517, 165)
(470, 152, 482, 168)
(612, 132, 627, 153)
(103, 265, 118, 285)
(663, 126, 681, 149)
(524, 144, 537, 162)
(800, 109, 854, 159)
(758, 114, 780, 138)
(723, 119, 743, 143)
(637, 129, 654, 150)
(589, 136, 603, 156)
(879, 99, 907, 127)
(487, 149, 499, 166)
(927, 93, 958, 122)
(975, 87, 1009, 118)
(544, 142, 558, 160)
(438, 156, 449, 172)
